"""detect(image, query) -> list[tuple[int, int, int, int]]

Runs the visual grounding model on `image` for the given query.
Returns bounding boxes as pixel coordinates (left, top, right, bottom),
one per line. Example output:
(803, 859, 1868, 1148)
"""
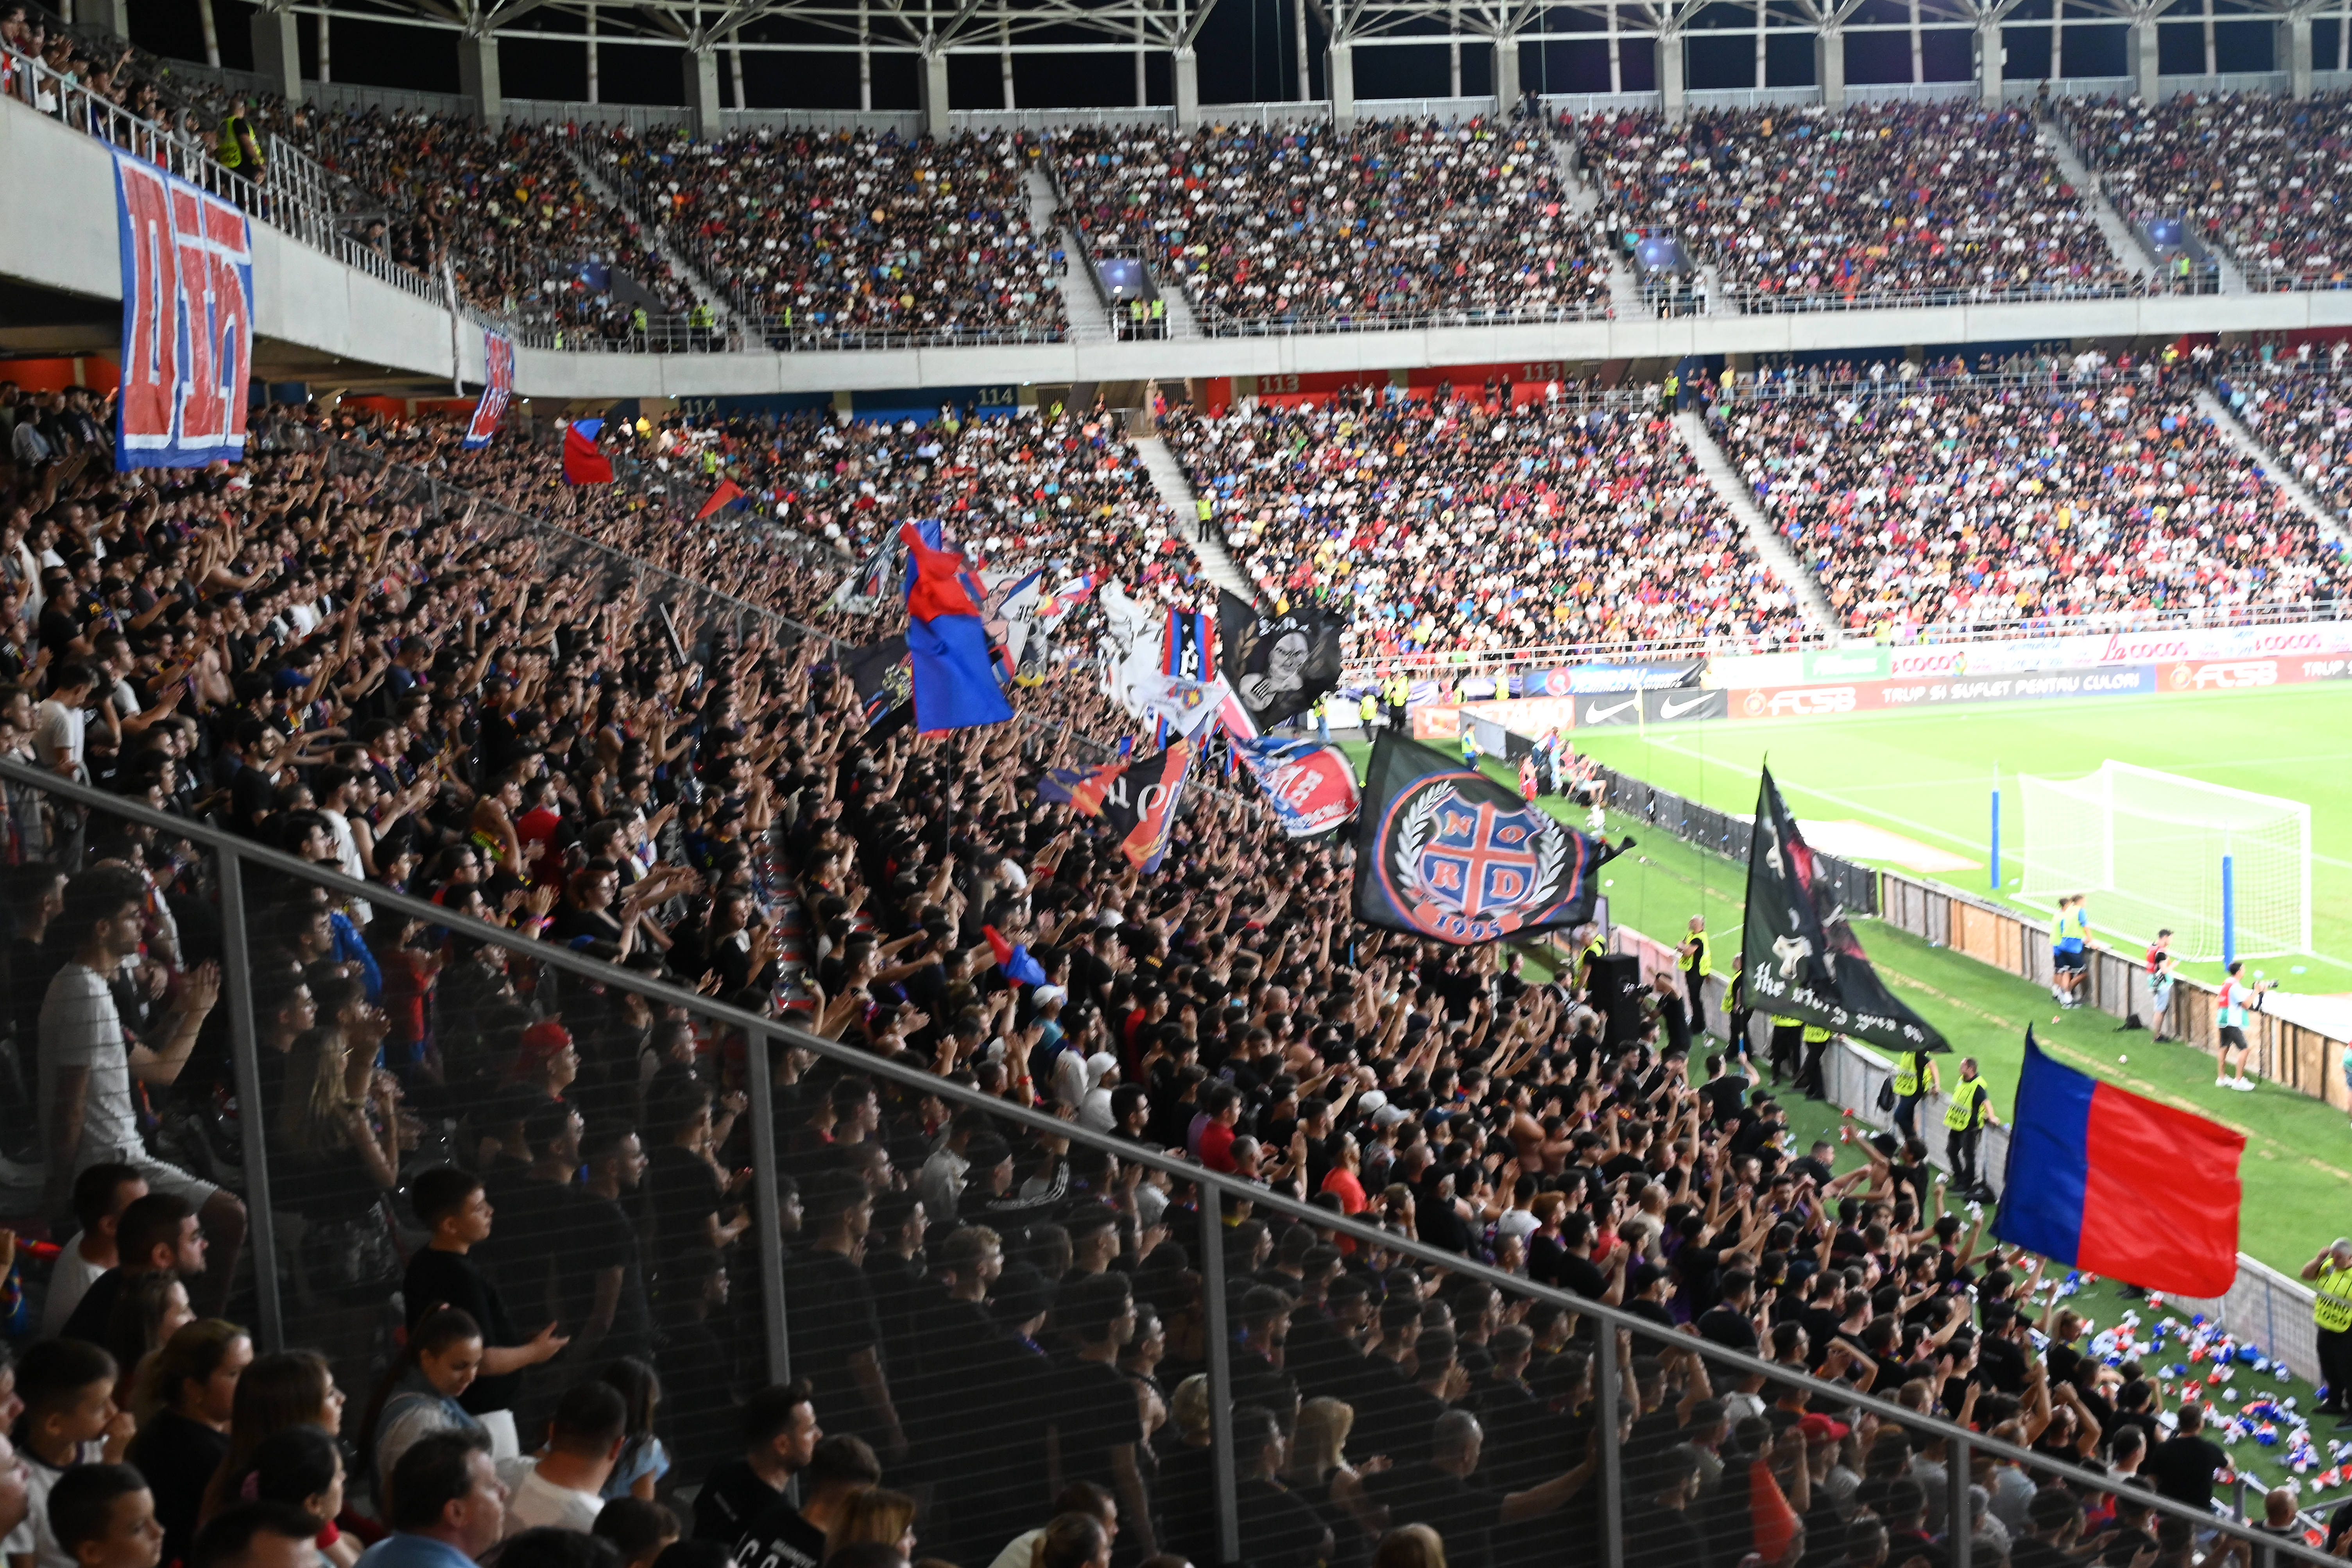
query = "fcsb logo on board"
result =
(1761, 686, 1859, 717)
(2171, 660, 2279, 690)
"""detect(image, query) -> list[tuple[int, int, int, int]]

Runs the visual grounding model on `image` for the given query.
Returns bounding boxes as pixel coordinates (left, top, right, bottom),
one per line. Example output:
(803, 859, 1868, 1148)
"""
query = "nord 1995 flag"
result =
(1352, 732, 1626, 945)
(1741, 765, 1944, 1055)
(1994, 1030, 2245, 1296)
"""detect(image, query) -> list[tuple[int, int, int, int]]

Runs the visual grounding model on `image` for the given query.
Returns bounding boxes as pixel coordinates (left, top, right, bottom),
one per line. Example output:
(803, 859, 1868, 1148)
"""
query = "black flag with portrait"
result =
(1217, 589, 1344, 730)
(1740, 765, 1945, 1053)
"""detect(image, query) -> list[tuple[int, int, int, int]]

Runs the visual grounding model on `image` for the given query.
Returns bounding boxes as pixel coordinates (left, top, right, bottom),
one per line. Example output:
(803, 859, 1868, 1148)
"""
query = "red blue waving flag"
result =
(900, 523, 1013, 732)
(1993, 1030, 2245, 1296)
(562, 419, 614, 484)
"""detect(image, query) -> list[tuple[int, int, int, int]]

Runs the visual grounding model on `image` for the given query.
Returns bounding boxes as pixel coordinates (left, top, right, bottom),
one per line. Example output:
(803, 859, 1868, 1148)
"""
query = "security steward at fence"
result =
(1795, 1020, 1834, 1101)
(1768, 1010, 1806, 1085)
(1677, 916, 1711, 1032)
(2304, 1239, 2352, 1425)
(1891, 1045, 1940, 1144)
(1384, 673, 1409, 732)
(217, 100, 266, 172)
(1945, 1057, 2000, 1201)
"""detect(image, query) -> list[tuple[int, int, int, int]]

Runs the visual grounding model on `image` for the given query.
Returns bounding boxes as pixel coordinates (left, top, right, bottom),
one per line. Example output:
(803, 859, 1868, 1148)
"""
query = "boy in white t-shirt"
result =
(496, 1384, 626, 1537)
(4, 1340, 133, 1568)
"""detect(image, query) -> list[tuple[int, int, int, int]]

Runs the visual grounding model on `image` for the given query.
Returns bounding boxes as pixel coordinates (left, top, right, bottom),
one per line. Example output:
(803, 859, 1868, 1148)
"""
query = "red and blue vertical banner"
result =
(112, 148, 254, 470)
(462, 329, 514, 449)
(1159, 606, 1215, 746)
(900, 522, 1014, 732)
(1993, 1030, 2245, 1295)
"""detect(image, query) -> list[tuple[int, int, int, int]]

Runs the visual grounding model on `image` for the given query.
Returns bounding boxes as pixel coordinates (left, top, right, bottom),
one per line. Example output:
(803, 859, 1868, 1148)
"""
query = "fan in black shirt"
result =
(401, 1167, 569, 1420)
(693, 1382, 821, 1545)
(736, 1434, 883, 1568)
(1362, 1409, 1601, 1568)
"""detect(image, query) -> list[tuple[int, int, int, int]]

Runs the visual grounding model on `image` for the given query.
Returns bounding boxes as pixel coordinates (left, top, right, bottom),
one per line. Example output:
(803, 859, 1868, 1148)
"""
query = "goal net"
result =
(2017, 762, 2311, 961)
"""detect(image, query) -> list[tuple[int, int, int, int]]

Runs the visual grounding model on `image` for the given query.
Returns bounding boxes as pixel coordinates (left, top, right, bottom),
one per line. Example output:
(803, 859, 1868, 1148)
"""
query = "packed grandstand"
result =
(13, 10, 2352, 1568)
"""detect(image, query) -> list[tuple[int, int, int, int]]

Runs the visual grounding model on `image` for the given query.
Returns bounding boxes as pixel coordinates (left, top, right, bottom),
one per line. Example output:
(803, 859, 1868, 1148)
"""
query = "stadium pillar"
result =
(2286, 9, 2314, 97)
(459, 27, 502, 129)
(1174, 47, 1201, 126)
(1974, 15, 2003, 107)
(921, 44, 953, 136)
(1658, 30, 1686, 120)
(1329, 41, 1356, 127)
(2126, 12, 2159, 101)
(1494, 33, 1520, 110)
(683, 43, 723, 138)
(1815, 25, 1845, 110)
(250, 2, 304, 106)
(84, 0, 129, 39)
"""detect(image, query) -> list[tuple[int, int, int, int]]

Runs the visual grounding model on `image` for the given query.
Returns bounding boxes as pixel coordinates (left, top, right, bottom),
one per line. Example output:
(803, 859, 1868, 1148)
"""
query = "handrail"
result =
(8, 747, 2345, 1568)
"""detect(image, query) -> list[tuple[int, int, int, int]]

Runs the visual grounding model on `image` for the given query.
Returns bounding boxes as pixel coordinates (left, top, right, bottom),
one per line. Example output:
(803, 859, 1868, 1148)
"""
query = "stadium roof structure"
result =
(207, 0, 2332, 131)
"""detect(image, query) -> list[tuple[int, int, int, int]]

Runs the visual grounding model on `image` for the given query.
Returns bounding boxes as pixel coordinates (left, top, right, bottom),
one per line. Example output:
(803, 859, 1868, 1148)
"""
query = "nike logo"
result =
(1585, 697, 1638, 722)
(1658, 693, 1714, 719)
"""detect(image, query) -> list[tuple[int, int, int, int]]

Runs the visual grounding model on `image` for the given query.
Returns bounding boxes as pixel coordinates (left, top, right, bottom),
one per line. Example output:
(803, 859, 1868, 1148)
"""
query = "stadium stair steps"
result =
(1023, 167, 1111, 340)
(1700, 262, 1737, 317)
(1547, 127, 1650, 321)
(2192, 387, 2352, 547)
(1157, 283, 1203, 339)
(2034, 117, 2155, 285)
(563, 144, 740, 333)
(1670, 410, 1841, 639)
(1131, 435, 1255, 598)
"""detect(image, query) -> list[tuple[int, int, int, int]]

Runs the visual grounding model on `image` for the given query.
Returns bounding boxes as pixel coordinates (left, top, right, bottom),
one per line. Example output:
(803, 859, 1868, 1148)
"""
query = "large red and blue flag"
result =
(113, 148, 253, 469)
(901, 523, 1013, 732)
(1993, 1031, 2244, 1295)
(562, 419, 614, 484)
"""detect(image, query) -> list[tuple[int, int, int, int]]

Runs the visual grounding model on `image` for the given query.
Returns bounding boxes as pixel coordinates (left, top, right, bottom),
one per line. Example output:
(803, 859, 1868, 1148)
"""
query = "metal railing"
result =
(9, 752, 2350, 1568)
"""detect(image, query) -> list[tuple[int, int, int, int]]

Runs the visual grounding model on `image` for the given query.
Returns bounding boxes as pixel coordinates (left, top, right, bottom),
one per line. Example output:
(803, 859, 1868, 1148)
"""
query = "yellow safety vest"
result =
(1945, 1079, 1988, 1131)
(1894, 1050, 1927, 1097)
(1770, 1013, 1803, 1029)
(1802, 1024, 1833, 1045)
(1680, 932, 1711, 977)
(1359, 694, 1378, 723)
(2315, 1261, 2352, 1334)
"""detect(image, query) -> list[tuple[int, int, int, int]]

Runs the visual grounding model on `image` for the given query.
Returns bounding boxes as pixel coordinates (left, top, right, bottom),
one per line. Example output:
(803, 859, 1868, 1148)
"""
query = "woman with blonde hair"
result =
(279, 974, 404, 1301)
(1282, 1397, 1388, 1560)
(824, 1487, 918, 1562)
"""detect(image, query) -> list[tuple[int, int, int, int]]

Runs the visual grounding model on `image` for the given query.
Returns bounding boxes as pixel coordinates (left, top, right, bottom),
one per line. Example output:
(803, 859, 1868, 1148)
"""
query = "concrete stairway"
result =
(1158, 280, 1203, 338)
(566, 145, 738, 329)
(2035, 118, 2154, 285)
(1671, 410, 1840, 637)
(1024, 167, 1111, 339)
(1549, 130, 1648, 321)
(1132, 435, 1254, 598)
(2194, 387, 2352, 547)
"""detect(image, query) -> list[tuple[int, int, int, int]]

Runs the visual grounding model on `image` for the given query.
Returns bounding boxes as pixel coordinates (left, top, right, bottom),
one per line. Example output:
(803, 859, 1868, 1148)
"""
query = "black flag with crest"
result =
(1740, 765, 1945, 1054)
(1353, 732, 1628, 945)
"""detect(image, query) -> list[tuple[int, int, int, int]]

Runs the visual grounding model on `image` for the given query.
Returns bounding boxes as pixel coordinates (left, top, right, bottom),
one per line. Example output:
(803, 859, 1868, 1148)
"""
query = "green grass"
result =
(1561, 684, 2352, 995)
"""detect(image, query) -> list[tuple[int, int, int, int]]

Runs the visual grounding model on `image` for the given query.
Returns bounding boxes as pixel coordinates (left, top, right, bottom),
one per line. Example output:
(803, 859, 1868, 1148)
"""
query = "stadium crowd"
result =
(2223, 340, 2352, 519)
(1162, 385, 1804, 656)
(2056, 92, 2352, 293)
(0, 363, 2335, 1568)
(1052, 121, 1610, 326)
(288, 114, 703, 344)
(599, 129, 1065, 344)
(1576, 104, 2135, 310)
(1707, 360, 2352, 631)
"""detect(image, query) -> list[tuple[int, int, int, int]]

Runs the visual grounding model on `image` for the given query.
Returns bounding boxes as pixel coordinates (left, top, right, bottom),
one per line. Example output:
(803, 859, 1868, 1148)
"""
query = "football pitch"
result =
(1562, 683, 2352, 998)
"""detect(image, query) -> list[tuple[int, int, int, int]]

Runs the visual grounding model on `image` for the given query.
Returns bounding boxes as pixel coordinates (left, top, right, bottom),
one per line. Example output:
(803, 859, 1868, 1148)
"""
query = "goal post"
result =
(2016, 761, 2310, 962)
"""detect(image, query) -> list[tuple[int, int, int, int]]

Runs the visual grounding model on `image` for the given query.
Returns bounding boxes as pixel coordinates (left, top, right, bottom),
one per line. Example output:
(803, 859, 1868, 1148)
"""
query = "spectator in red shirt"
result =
(1190, 1084, 1243, 1172)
